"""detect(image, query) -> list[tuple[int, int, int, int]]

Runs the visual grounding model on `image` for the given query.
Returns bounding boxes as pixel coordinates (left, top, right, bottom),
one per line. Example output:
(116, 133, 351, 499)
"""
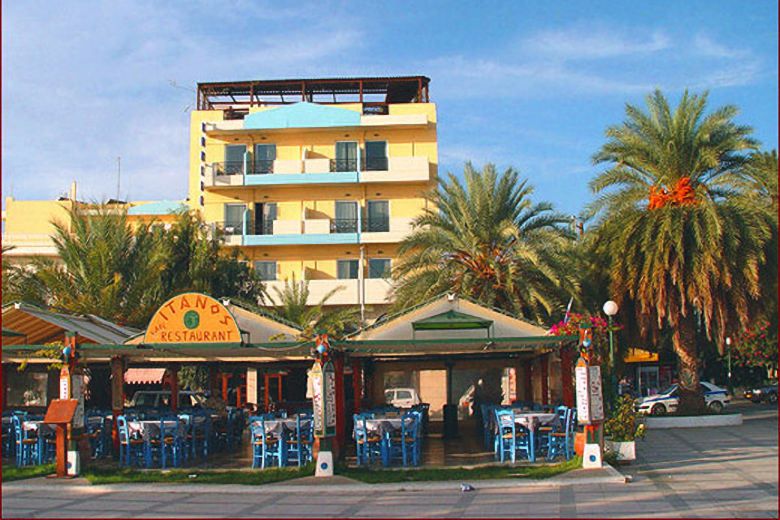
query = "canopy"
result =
(124, 368, 166, 384)
(412, 310, 492, 331)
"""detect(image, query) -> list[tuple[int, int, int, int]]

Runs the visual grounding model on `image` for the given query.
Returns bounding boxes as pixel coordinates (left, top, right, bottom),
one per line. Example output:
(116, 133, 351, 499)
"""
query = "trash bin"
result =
(442, 404, 459, 439)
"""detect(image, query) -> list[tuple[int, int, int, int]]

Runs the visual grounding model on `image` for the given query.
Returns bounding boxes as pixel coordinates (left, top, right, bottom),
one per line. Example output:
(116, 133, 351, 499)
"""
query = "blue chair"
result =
(117, 415, 145, 468)
(12, 416, 39, 467)
(285, 413, 313, 467)
(353, 414, 382, 466)
(85, 414, 107, 459)
(145, 416, 183, 469)
(250, 416, 283, 469)
(494, 409, 517, 463)
(544, 408, 571, 461)
(386, 412, 421, 467)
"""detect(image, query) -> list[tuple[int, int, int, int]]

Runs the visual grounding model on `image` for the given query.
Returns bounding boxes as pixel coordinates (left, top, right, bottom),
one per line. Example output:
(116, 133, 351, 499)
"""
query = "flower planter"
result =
(604, 440, 636, 461)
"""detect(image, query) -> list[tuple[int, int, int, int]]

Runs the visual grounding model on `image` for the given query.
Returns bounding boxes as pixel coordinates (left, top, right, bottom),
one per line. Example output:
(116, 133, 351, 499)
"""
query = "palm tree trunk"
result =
(673, 313, 707, 414)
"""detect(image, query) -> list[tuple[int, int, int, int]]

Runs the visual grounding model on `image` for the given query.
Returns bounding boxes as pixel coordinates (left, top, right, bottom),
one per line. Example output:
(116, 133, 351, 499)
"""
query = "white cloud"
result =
(520, 28, 671, 60)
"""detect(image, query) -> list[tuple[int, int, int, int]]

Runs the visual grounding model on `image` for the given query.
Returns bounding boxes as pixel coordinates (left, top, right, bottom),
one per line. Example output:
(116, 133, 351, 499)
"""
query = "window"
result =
(337, 259, 359, 279)
(334, 141, 358, 171)
(224, 204, 246, 235)
(253, 144, 276, 174)
(368, 258, 391, 279)
(223, 145, 246, 175)
(333, 201, 358, 233)
(364, 141, 388, 171)
(396, 390, 412, 400)
(366, 200, 389, 232)
(254, 261, 277, 281)
(6, 371, 48, 407)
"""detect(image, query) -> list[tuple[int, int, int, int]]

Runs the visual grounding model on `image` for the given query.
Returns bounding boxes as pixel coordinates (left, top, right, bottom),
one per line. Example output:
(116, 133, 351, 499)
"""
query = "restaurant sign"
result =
(311, 360, 336, 438)
(144, 293, 241, 344)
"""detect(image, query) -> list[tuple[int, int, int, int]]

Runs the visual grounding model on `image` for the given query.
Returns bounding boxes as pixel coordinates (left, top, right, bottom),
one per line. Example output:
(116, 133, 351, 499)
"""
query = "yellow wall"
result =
(3, 198, 73, 235)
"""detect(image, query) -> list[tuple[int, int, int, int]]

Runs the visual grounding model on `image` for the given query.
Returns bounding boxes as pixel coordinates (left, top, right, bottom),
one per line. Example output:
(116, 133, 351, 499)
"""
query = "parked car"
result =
(636, 382, 731, 415)
(384, 387, 421, 408)
(744, 381, 778, 404)
(130, 390, 207, 409)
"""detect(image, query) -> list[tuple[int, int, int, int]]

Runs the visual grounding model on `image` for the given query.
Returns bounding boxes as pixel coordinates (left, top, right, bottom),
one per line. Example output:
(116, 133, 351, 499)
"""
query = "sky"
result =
(2, 1, 777, 218)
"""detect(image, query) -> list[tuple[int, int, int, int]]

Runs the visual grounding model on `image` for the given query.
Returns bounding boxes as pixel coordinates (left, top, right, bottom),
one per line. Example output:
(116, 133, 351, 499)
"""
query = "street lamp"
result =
(603, 300, 619, 392)
(726, 337, 732, 393)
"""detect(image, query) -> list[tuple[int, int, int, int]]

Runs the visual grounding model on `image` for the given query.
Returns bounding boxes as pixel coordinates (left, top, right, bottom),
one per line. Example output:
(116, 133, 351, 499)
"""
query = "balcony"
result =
(203, 156, 430, 188)
(263, 278, 392, 306)
(213, 214, 411, 247)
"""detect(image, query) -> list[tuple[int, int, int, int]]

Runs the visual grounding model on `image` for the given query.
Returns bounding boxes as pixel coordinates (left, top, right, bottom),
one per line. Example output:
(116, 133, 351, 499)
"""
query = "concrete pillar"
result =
(110, 356, 124, 453)
(541, 355, 549, 405)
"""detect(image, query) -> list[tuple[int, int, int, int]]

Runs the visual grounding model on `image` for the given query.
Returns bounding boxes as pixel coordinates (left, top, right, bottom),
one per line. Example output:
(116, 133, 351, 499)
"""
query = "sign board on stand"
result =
(575, 355, 605, 469)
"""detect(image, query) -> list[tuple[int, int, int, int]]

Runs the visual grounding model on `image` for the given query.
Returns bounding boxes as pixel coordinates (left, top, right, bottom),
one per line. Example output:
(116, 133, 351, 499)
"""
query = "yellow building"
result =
(2, 185, 186, 264)
(190, 77, 437, 315)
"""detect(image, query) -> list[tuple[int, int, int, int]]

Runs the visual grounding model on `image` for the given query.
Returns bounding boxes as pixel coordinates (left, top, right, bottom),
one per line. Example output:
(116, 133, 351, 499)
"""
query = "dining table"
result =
(362, 414, 418, 467)
(491, 411, 561, 462)
(126, 419, 185, 443)
(251, 416, 311, 437)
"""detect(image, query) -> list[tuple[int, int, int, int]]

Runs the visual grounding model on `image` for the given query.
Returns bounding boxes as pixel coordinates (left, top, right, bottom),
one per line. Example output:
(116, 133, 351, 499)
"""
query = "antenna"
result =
(116, 157, 121, 201)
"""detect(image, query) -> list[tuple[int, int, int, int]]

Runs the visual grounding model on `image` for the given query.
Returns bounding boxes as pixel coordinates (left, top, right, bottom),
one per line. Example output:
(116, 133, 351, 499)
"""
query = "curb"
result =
(1, 464, 627, 493)
(645, 413, 743, 429)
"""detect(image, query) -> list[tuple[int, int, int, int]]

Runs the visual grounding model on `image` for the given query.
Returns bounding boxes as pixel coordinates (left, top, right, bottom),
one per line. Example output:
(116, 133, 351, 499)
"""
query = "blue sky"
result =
(2, 1, 777, 218)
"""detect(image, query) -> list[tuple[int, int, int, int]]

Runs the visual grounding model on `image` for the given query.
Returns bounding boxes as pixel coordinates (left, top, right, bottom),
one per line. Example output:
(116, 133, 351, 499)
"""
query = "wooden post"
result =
(561, 345, 574, 407)
(524, 362, 533, 402)
(110, 356, 124, 454)
(334, 354, 345, 460)
(168, 364, 179, 412)
(541, 355, 549, 405)
(352, 359, 362, 413)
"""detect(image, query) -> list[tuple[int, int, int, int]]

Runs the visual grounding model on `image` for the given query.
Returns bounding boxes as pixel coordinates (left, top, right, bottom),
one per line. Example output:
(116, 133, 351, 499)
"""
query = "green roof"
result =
(412, 310, 492, 330)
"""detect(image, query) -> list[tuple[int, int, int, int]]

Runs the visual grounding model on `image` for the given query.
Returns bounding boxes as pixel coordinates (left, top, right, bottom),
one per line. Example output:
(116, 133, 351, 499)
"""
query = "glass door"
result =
(334, 201, 358, 233)
(224, 145, 246, 175)
(366, 200, 389, 231)
(335, 141, 358, 171)
(254, 202, 277, 235)
(364, 140, 388, 171)
(253, 144, 276, 174)
(224, 203, 246, 235)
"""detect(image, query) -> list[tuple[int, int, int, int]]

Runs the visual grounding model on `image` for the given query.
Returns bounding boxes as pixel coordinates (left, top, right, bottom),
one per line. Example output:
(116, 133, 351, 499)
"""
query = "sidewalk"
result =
(1, 464, 626, 494)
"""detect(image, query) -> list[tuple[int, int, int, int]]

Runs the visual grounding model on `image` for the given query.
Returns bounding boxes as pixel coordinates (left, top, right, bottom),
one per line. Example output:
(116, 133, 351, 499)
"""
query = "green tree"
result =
(586, 89, 770, 413)
(392, 163, 577, 324)
(268, 275, 361, 340)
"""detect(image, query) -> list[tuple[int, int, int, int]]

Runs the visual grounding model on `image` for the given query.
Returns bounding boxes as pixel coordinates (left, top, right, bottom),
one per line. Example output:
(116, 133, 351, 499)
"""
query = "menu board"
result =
(246, 368, 258, 405)
(588, 365, 604, 422)
(575, 364, 590, 424)
(323, 362, 336, 434)
(311, 362, 324, 436)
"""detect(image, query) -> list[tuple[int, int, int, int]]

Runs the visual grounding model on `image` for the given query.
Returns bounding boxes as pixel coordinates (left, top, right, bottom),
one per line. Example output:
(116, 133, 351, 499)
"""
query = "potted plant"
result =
(604, 395, 645, 462)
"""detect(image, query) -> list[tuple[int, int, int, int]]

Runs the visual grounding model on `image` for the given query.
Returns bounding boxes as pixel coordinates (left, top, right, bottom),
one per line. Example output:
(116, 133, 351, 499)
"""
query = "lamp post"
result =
(726, 337, 732, 393)
(603, 300, 619, 393)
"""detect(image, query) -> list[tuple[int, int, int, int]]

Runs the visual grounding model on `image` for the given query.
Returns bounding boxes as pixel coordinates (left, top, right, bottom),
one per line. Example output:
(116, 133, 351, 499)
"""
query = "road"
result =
(2, 400, 777, 518)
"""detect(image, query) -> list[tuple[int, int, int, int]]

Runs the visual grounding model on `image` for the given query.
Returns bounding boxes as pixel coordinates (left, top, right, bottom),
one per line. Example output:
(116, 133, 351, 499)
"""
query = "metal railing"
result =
(247, 160, 274, 174)
(364, 218, 389, 232)
(212, 221, 245, 235)
(257, 220, 274, 235)
(331, 218, 359, 233)
(330, 158, 358, 172)
(214, 161, 245, 176)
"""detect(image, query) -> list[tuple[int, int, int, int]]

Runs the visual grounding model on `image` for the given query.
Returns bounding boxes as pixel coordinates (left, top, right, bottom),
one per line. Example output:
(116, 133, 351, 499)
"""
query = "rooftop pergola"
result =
(197, 76, 431, 116)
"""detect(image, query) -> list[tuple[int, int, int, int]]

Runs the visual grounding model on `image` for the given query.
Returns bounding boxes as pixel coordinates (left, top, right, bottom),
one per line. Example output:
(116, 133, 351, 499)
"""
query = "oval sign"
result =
(144, 293, 241, 344)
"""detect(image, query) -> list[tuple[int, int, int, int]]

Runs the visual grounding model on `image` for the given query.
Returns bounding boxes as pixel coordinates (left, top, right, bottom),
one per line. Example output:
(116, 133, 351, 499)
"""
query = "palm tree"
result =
(25, 204, 167, 326)
(586, 89, 770, 413)
(392, 163, 577, 324)
(268, 275, 361, 339)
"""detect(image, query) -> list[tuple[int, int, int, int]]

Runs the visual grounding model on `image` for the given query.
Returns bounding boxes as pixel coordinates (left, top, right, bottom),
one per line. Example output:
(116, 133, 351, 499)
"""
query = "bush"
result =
(604, 395, 645, 442)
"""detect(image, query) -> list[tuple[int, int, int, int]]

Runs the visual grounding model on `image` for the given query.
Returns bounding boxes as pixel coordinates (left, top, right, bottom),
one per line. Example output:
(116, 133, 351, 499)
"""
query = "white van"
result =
(384, 388, 421, 408)
(130, 390, 206, 409)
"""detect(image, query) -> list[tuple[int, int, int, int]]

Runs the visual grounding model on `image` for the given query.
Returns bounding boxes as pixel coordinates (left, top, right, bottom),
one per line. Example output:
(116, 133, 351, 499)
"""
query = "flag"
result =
(563, 297, 574, 323)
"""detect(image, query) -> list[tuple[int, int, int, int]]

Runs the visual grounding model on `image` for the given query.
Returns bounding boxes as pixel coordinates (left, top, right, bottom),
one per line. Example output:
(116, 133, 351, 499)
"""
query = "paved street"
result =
(2, 400, 777, 518)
